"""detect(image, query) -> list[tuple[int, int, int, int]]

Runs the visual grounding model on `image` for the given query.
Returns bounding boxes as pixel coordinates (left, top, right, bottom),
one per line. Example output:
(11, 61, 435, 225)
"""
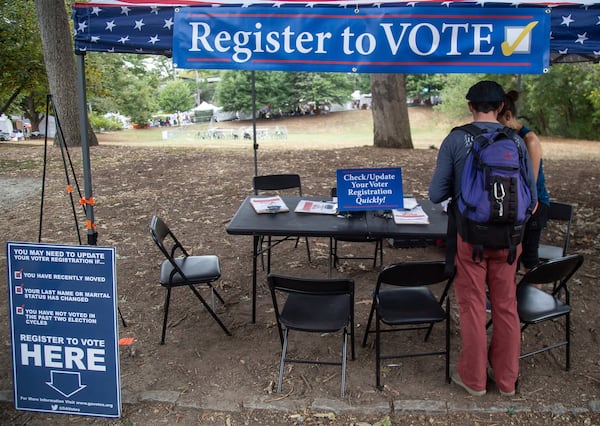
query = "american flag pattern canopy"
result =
(72, 1, 600, 63)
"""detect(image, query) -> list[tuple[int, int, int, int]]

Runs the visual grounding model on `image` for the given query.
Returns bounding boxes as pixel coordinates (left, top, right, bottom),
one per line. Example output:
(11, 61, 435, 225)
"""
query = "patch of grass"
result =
(96, 109, 448, 149)
(0, 159, 39, 172)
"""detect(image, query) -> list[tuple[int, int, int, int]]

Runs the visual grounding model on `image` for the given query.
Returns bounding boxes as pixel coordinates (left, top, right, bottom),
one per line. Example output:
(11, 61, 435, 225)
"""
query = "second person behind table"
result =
(497, 90, 550, 273)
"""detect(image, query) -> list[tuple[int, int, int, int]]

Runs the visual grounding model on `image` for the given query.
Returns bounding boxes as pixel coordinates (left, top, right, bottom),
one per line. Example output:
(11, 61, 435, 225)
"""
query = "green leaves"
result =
(215, 71, 353, 114)
(0, 0, 47, 115)
(158, 81, 195, 115)
(436, 68, 600, 140)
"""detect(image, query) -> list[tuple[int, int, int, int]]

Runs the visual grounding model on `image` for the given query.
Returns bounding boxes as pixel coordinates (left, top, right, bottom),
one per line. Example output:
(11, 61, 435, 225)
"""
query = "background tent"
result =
(0, 114, 13, 136)
(71, 0, 600, 244)
(38, 115, 56, 138)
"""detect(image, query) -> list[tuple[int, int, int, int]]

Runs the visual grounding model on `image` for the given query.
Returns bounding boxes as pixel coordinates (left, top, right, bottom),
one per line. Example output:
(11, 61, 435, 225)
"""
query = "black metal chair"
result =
(362, 261, 453, 390)
(267, 274, 355, 397)
(150, 215, 231, 344)
(253, 174, 311, 272)
(516, 253, 584, 370)
(538, 201, 574, 262)
(330, 187, 383, 269)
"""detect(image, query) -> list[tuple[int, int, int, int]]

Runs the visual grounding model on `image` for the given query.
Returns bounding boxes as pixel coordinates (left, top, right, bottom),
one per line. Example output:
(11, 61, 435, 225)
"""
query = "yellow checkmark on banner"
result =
(501, 21, 538, 56)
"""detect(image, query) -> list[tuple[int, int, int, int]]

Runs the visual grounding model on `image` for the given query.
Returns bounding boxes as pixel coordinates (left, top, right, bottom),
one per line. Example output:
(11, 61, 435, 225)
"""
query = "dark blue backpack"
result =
(455, 124, 534, 264)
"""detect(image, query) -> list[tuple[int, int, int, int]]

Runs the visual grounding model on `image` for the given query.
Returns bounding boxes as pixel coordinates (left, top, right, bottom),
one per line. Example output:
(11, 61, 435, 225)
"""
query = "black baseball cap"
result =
(465, 80, 505, 103)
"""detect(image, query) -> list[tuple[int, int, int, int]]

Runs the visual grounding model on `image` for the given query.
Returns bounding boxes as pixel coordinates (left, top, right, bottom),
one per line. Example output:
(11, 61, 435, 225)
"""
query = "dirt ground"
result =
(0, 109, 599, 425)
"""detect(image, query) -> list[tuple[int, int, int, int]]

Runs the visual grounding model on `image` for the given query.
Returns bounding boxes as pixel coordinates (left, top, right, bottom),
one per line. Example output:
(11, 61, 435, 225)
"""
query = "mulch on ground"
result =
(0, 121, 599, 424)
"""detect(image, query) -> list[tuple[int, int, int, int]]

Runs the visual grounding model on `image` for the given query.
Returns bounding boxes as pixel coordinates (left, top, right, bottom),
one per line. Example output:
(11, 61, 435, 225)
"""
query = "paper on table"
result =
(402, 196, 419, 210)
(250, 196, 290, 214)
(294, 199, 338, 214)
(392, 205, 430, 225)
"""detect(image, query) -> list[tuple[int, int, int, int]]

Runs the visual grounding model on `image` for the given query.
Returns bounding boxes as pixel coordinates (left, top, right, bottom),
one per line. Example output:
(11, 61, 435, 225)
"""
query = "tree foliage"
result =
(117, 78, 158, 127)
(158, 80, 195, 114)
(85, 53, 164, 125)
(0, 0, 48, 126)
(288, 72, 353, 108)
(215, 71, 353, 114)
(435, 74, 483, 122)
(215, 71, 259, 113)
(85, 53, 129, 115)
(436, 66, 600, 140)
(353, 74, 372, 94)
(176, 69, 220, 105)
(517, 64, 600, 139)
(406, 74, 445, 103)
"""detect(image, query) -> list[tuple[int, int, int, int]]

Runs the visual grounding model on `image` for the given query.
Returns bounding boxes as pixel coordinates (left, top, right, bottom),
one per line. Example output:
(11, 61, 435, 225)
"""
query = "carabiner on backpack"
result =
(492, 178, 506, 217)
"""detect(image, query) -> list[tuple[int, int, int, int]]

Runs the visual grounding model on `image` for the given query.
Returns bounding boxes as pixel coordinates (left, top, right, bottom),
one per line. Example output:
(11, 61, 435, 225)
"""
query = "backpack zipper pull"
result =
(493, 180, 506, 217)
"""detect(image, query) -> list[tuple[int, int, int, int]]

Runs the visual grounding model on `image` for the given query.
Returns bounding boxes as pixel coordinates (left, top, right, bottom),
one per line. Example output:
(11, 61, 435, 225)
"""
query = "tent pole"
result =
(251, 70, 258, 177)
(76, 52, 97, 246)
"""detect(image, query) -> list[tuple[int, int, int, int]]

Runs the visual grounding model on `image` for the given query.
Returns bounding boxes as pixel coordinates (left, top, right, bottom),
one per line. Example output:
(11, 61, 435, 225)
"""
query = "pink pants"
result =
(454, 235, 521, 394)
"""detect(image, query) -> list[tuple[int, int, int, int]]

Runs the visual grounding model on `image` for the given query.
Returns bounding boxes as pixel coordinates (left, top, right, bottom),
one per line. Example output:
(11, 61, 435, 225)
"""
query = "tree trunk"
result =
(371, 74, 413, 149)
(1, 85, 23, 116)
(34, 0, 97, 147)
(23, 95, 44, 133)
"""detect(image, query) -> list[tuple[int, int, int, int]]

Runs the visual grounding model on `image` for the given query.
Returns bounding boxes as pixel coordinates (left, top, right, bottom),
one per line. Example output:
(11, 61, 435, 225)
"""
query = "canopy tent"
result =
(73, 1, 600, 62)
(71, 0, 600, 244)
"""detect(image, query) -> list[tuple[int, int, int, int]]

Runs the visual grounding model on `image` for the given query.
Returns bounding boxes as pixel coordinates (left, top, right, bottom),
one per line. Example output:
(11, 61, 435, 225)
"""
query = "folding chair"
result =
(330, 187, 383, 269)
(150, 215, 231, 344)
(267, 274, 355, 397)
(362, 261, 453, 389)
(253, 174, 311, 272)
(516, 253, 584, 370)
(538, 201, 574, 262)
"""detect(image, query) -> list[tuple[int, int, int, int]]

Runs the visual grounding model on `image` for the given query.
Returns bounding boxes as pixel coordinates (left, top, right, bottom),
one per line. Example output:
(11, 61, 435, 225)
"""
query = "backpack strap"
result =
(445, 199, 458, 276)
(469, 231, 519, 264)
(507, 245, 517, 264)
(452, 124, 486, 264)
(472, 244, 484, 263)
(452, 123, 486, 137)
(454, 124, 520, 144)
(499, 125, 519, 142)
(501, 126, 538, 217)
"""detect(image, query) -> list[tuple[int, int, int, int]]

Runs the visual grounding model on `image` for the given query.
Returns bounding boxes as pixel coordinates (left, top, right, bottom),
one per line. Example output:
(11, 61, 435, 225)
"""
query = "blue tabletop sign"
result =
(6, 242, 120, 418)
(336, 167, 403, 211)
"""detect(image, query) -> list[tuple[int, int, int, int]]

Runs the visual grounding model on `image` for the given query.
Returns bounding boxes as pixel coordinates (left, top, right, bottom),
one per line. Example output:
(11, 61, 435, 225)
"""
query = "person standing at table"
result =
(429, 80, 537, 397)
(498, 90, 550, 273)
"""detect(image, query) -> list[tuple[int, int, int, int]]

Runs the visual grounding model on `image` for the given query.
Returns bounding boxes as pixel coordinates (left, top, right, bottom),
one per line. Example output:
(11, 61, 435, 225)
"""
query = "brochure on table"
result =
(294, 200, 338, 215)
(392, 197, 430, 225)
(336, 167, 403, 212)
(250, 196, 289, 214)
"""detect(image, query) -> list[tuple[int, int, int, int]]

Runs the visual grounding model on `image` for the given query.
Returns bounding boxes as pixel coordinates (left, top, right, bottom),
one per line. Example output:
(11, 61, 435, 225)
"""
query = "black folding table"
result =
(226, 196, 448, 323)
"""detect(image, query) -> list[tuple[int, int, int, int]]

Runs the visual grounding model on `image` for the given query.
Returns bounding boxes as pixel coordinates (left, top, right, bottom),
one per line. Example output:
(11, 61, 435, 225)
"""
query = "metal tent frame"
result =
(72, 0, 600, 244)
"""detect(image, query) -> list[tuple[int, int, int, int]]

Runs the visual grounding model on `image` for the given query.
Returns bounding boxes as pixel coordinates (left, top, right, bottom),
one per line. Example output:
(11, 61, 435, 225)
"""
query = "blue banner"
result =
(173, 7, 550, 73)
(336, 167, 404, 211)
(6, 242, 120, 418)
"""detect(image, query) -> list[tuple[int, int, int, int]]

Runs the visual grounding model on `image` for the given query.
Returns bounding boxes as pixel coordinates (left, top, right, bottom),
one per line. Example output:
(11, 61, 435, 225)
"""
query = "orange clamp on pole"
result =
(66, 184, 73, 193)
(80, 197, 95, 206)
